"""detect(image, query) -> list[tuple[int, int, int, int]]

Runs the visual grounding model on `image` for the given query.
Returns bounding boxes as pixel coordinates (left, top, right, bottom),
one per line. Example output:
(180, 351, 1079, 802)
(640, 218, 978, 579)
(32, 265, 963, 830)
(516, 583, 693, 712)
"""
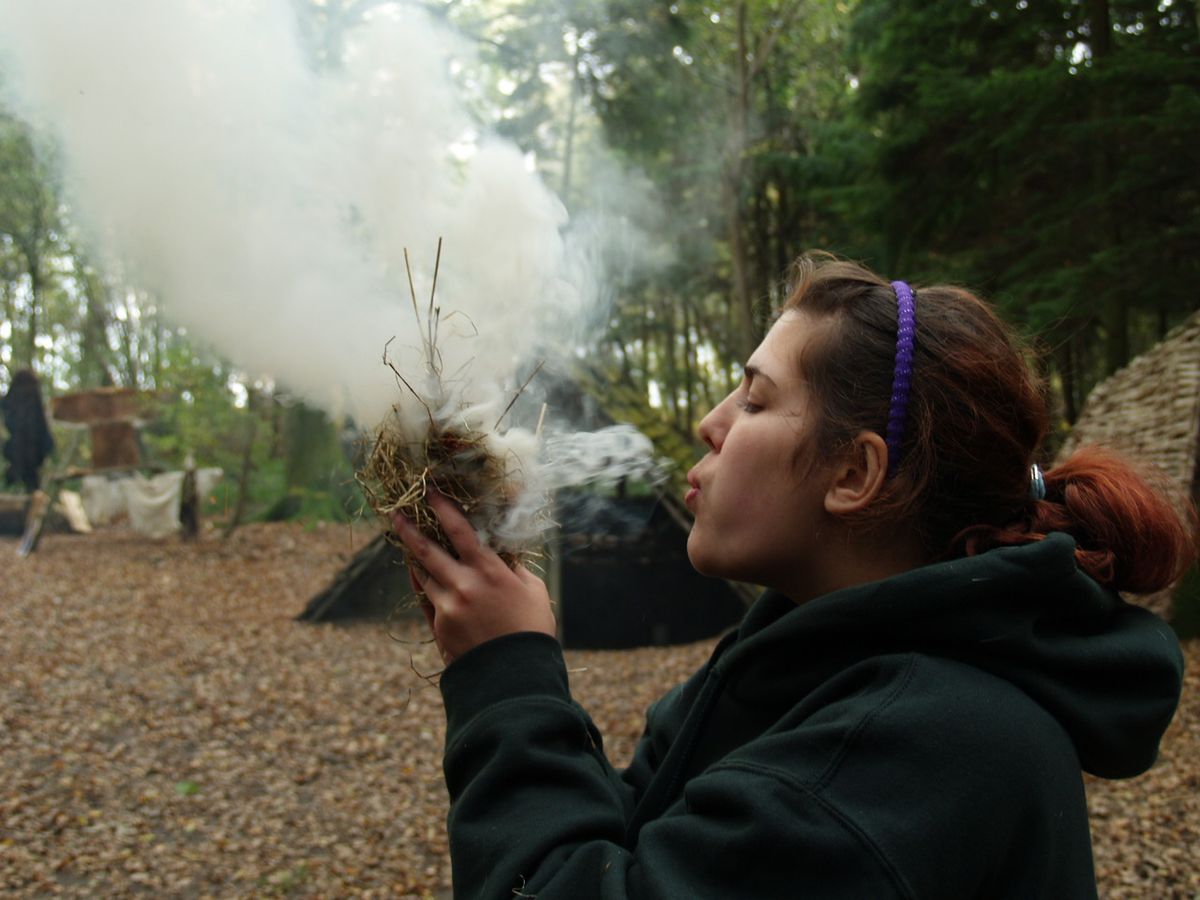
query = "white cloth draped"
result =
(81, 468, 224, 537)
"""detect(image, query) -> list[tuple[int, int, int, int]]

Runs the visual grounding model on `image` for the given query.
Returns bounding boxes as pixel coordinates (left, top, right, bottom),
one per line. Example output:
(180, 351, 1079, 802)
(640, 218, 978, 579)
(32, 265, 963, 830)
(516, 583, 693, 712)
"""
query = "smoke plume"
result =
(0, 0, 671, 546)
(0, 0, 598, 422)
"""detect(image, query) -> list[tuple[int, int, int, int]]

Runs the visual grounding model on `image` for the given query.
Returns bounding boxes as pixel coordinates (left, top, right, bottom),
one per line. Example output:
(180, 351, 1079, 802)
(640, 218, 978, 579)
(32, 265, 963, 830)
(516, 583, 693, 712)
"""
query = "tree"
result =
(850, 0, 1200, 416)
(567, 0, 862, 472)
(589, 1, 857, 359)
(73, 257, 118, 389)
(0, 112, 63, 374)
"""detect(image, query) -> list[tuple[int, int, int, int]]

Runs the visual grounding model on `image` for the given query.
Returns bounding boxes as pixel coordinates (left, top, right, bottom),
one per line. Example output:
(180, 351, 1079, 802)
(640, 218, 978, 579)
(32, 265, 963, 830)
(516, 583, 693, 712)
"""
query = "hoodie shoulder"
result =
(766, 652, 1095, 898)
(730, 535, 1184, 780)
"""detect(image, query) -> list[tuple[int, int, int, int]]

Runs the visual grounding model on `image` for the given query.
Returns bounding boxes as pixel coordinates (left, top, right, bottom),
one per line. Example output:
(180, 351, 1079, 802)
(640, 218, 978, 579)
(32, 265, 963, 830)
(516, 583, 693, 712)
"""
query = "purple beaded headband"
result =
(885, 280, 916, 478)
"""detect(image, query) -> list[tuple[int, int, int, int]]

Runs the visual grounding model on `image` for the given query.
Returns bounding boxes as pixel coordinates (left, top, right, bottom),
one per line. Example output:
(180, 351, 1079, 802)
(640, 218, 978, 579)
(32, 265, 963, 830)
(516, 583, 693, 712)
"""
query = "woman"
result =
(393, 255, 1193, 899)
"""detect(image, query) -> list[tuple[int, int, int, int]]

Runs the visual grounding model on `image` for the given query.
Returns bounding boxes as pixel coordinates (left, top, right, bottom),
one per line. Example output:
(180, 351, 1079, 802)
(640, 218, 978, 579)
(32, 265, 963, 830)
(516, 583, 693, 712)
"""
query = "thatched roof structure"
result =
(1055, 309, 1200, 617)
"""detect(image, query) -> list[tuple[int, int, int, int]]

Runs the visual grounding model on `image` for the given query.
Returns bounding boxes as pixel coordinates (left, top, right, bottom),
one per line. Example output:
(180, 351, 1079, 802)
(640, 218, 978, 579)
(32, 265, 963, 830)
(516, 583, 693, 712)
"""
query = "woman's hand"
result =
(392, 492, 556, 663)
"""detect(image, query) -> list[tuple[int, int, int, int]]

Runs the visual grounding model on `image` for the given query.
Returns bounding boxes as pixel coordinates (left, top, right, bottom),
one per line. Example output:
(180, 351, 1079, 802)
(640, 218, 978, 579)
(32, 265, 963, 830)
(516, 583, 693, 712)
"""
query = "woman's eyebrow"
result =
(744, 364, 777, 387)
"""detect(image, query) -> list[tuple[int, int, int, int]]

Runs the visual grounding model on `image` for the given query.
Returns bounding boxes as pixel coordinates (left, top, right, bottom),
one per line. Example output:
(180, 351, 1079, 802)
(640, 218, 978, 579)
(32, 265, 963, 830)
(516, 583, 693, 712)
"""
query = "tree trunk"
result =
(613, 332, 632, 381)
(119, 290, 139, 387)
(16, 186, 46, 372)
(682, 300, 694, 437)
(727, 0, 756, 362)
(662, 297, 678, 425)
(561, 49, 580, 209)
(1, 277, 13, 334)
(152, 303, 163, 390)
(283, 401, 338, 488)
(1102, 293, 1129, 375)
(179, 464, 199, 540)
(726, 175, 754, 359)
(726, 293, 739, 392)
(223, 390, 260, 539)
(1088, 0, 1127, 374)
(640, 303, 651, 398)
(1088, 0, 1112, 56)
(1, 277, 14, 379)
(80, 270, 115, 388)
(696, 317, 717, 409)
(1056, 333, 1078, 425)
(24, 257, 40, 371)
(264, 399, 345, 520)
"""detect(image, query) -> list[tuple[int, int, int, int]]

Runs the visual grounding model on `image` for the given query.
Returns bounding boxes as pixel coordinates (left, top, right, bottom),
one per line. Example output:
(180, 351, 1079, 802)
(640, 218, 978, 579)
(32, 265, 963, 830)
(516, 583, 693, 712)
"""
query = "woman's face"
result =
(685, 311, 835, 596)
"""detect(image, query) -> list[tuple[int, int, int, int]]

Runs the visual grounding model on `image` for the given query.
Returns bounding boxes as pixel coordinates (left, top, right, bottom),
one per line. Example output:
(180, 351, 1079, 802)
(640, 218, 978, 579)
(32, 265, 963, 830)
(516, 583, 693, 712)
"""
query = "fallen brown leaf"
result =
(1, 523, 1195, 897)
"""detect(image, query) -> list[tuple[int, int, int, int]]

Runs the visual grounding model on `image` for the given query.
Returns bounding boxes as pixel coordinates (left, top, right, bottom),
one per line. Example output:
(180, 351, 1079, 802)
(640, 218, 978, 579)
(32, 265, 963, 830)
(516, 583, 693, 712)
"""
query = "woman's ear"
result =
(824, 431, 889, 516)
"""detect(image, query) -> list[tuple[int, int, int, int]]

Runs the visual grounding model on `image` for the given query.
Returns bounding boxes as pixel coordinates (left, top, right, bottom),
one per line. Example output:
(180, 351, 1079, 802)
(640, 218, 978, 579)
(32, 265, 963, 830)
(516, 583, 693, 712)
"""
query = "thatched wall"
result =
(1056, 310, 1200, 617)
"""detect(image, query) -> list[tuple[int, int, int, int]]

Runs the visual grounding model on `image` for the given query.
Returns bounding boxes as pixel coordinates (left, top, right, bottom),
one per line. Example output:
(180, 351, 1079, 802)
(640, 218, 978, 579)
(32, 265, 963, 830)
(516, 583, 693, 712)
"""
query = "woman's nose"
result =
(698, 396, 730, 451)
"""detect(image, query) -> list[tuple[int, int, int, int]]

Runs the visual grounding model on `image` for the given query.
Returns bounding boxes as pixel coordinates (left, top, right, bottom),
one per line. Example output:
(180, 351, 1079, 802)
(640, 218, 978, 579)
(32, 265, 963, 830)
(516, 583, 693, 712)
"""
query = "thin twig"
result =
(407, 653, 444, 687)
(384, 357, 435, 428)
(428, 237, 442, 369)
(403, 247, 428, 368)
(494, 360, 545, 431)
(441, 309, 478, 337)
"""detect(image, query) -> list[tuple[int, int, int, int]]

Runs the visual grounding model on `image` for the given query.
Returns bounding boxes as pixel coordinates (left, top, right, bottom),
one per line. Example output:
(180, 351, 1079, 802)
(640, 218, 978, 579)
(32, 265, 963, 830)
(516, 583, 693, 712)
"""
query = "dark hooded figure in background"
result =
(1, 369, 55, 492)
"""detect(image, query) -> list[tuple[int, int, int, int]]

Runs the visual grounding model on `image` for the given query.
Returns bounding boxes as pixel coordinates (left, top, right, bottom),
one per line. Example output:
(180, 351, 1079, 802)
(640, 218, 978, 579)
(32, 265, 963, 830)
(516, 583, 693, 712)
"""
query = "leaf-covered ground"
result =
(1, 524, 1196, 898)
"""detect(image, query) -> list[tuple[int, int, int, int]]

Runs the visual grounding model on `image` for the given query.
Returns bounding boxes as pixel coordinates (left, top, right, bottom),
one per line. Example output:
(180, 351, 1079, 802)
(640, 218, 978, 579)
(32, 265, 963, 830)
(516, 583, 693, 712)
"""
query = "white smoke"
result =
(0, 0, 583, 422)
(0, 0, 671, 545)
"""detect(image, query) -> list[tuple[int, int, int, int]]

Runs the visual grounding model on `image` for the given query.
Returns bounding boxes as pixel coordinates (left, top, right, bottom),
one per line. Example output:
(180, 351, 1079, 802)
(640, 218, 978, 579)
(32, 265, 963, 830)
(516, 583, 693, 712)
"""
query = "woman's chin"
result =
(685, 533, 713, 575)
(686, 534, 736, 580)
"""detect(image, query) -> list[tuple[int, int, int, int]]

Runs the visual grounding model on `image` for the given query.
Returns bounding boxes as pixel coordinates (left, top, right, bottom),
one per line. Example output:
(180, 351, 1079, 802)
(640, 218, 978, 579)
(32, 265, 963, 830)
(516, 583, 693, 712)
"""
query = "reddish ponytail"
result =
(963, 447, 1197, 594)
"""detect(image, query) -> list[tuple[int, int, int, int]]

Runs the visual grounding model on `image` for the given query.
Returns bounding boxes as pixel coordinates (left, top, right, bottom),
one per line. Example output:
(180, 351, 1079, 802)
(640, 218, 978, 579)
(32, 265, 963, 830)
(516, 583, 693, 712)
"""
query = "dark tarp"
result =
(557, 493, 746, 649)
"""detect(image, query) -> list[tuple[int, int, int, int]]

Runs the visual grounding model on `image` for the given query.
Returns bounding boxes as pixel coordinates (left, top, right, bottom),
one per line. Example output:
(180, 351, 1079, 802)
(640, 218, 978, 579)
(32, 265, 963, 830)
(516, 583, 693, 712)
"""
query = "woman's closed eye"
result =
(737, 396, 763, 413)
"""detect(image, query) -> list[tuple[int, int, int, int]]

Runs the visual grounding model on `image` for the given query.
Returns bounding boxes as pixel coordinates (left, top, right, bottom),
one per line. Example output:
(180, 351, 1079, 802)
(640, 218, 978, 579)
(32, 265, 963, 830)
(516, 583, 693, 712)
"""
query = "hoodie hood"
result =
(717, 533, 1183, 779)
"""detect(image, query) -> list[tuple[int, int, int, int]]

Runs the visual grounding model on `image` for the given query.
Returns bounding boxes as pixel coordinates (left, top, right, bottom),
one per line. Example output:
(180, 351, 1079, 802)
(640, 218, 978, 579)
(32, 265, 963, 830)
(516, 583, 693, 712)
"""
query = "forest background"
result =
(1, 0, 1197, 525)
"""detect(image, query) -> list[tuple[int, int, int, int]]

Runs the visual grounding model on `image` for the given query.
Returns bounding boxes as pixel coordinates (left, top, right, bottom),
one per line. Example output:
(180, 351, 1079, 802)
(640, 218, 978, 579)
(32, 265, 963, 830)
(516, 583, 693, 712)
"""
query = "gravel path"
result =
(1, 524, 1195, 898)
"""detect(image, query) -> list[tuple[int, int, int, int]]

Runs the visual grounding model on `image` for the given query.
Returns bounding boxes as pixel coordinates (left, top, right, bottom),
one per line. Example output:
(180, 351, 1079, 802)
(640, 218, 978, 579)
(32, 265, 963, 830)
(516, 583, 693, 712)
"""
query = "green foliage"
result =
(141, 343, 240, 462)
(0, 111, 66, 376)
(264, 401, 361, 523)
(523, 0, 869, 438)
(849, 0, 1200, 414)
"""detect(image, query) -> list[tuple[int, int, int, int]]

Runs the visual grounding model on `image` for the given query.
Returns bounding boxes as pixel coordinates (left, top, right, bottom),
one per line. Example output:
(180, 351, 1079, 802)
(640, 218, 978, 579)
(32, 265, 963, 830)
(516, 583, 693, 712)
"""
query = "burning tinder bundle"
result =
(355, 243, 550, 570)
(356, 373, 547, 570)
(357, 243, 669, 593)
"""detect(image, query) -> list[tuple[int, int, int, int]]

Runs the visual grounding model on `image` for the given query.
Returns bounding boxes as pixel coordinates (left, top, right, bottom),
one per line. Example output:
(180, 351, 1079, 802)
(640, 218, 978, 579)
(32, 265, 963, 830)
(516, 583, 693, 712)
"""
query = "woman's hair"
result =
(782, 252, 1196, 594)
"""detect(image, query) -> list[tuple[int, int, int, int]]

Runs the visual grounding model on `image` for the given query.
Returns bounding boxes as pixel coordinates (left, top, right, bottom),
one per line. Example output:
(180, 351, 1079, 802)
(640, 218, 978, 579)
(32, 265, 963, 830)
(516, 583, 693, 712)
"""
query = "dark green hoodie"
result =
(438, 533, 1183, 899)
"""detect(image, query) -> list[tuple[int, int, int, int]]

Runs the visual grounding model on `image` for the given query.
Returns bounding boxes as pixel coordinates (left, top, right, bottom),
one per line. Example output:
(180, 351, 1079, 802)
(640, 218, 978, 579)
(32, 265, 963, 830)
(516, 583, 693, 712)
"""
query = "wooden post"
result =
(15, 428, 83, 557)
(223, 402, 259, 541)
